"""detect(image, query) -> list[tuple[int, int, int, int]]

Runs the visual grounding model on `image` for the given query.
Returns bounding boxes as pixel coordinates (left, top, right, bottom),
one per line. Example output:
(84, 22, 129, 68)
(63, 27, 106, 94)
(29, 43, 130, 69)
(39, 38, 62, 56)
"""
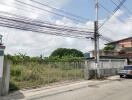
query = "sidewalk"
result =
(1, 76, 121, 100)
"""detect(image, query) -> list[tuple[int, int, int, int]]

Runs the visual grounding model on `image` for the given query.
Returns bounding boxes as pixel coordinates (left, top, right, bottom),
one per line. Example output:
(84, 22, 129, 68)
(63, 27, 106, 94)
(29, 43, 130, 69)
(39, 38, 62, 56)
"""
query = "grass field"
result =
(10, 62, 84, 91)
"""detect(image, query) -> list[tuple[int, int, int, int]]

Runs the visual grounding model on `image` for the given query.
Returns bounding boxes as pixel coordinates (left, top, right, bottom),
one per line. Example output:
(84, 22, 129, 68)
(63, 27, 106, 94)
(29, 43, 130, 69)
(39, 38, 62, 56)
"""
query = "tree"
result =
(103, 44, 115, 51)
(6, 53, 30, 64)
(50, 48, 84, 58)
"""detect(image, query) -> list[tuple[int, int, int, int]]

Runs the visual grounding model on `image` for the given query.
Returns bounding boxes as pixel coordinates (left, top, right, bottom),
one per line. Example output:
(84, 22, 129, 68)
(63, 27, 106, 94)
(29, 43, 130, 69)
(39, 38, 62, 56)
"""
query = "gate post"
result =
(1, 60, 10, 96)
(84, 60, 90, 80)
(0, 45, 6, 96)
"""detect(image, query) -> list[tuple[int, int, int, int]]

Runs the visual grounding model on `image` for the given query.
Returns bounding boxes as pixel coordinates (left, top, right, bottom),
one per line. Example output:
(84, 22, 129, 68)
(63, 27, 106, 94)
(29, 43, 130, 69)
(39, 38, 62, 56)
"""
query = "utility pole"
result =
(94, 0, 100, 78)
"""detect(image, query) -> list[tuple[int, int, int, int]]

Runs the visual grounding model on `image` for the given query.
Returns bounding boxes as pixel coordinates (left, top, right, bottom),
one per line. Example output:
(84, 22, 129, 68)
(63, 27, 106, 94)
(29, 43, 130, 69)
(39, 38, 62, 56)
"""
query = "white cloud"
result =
(0, 0, 71, 20)
(0, 0, 15, 12)
(100, 10, 132, 41)
(0, 1, 132, 57)
(1, 26, 93, 56)
(0, 0, 93, 56)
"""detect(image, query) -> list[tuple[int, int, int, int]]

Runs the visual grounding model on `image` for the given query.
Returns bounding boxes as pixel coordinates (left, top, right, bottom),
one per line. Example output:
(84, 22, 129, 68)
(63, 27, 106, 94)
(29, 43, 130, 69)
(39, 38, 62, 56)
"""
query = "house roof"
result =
(107, 37, 132, 45)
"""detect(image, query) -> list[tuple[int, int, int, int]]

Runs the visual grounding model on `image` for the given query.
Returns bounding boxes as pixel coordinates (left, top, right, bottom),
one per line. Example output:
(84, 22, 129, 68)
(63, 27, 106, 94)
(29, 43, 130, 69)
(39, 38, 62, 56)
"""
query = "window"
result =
(124, 66, 132, 70)
(122, 45, 124, 48)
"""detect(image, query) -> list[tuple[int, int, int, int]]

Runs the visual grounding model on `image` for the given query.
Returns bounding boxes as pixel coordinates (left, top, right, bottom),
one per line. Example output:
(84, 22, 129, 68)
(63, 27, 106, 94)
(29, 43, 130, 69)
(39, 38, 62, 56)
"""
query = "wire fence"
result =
(10, 62, 85, 91)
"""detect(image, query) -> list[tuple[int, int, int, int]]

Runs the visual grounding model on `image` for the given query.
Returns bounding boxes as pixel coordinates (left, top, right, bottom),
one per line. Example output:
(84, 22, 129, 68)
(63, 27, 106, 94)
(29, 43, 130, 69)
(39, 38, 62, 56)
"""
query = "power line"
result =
(100, 35, 113, 43)
(99, 0, 127, 29)
(0, 12, 93, 35)
(30, 0, 89, 21)
(99, 2, 125, 23)
(117, 0, 132, 15)
(0, 19, 87, 39)
(110, 0, 130, 18)
(0, 9, 113, 48)
(0, 1, 94, 34)
(100, 25, 129, 35)
(99, 0, 130, 39)
(13, 0, 86, 23)
(0, 0, 119, 44)
(0, 13, 114, 42)
(0, 9, 93, 31)
(0, 1, 94, 37)
(0, 1, 89, 23)
(0, 1, 49, 19)
(100, 37, 112, 43)
(0, 14, 94, 38)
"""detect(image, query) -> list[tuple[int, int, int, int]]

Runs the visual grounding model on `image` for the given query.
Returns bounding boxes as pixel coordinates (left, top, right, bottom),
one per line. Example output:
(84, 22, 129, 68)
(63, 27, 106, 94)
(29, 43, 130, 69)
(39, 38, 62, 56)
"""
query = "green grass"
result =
(10, 62, 84, 91)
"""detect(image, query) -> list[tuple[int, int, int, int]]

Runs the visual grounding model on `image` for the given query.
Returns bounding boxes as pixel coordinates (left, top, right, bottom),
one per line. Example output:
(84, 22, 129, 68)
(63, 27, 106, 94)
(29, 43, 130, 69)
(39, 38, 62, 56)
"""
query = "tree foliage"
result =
(44, 56, 83, 62)
(6, 49, 84, 64)
(5, 53, 42, 64)
(103, 45, 115, 51)
(50, 48, 84, 58)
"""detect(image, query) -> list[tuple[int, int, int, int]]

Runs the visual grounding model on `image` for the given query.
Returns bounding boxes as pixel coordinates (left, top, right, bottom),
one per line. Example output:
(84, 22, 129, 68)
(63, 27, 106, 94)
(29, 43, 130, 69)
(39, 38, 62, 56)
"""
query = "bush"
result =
(10, 65, 22, 76)
(44, 56, 84, 62)
(10, 62, 84, 91)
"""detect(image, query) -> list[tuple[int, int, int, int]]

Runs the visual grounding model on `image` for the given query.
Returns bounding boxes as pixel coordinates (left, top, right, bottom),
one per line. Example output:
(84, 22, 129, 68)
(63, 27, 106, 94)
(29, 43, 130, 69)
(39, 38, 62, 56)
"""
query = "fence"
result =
(85, 59, 127, 79)
(9, 59, 127, 91)
(10, 62, 85, 91)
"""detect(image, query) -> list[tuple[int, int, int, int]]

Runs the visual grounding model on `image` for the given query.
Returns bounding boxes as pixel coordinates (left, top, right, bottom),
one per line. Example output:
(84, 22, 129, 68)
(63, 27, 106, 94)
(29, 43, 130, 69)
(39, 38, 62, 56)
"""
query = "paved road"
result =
(2, 77, 132, 100)
(32, 78, 132, 100)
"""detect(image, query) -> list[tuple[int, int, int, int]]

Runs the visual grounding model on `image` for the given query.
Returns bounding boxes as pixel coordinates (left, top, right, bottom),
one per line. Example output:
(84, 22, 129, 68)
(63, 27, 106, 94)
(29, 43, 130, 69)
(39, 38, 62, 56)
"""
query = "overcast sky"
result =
(0, 0, 132, 57)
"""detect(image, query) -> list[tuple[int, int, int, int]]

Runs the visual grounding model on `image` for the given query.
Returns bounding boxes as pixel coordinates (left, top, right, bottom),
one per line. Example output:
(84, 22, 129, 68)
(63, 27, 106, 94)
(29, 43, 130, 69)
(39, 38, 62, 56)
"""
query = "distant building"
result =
(107, 37, 132, 51)
(89, 37, 132, 59)
(107, 37, 132, 59)
(89, 50, 119, 58)
(84, 53, 91, 59)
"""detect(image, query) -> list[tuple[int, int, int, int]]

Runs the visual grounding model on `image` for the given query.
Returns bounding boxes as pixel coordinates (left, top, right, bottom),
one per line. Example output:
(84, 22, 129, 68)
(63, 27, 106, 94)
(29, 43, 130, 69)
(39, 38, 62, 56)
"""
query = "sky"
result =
(0, 0, 132, 57)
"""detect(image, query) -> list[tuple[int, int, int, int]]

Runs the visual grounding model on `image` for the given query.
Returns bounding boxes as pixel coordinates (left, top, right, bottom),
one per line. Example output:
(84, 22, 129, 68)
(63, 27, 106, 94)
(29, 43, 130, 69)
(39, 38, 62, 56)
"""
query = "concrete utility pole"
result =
(94, 0, 100, 78)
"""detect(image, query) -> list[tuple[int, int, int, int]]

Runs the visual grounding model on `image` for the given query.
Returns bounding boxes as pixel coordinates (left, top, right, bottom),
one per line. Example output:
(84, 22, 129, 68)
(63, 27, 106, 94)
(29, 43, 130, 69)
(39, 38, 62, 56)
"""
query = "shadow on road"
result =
(1, 82, 25, 100)
(126, 76, 132, 79)
(1, 91, 25, 100)
(121, 76, 132, 79)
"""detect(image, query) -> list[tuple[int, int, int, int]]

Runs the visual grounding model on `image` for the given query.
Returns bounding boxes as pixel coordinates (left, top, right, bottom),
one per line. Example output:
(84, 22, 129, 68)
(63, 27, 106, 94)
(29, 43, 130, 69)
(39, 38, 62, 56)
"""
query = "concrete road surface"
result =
(1, 76, 132, 100)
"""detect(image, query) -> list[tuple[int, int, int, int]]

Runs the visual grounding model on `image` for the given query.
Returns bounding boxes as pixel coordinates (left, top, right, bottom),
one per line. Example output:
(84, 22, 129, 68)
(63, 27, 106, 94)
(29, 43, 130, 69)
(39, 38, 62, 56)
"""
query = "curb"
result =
(1, 76, 122, 100)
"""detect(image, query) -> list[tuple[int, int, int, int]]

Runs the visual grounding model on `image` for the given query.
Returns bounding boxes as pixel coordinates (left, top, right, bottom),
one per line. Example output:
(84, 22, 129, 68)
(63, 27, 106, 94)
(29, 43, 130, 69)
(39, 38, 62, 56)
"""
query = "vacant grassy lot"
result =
(10, 62, 84, 91)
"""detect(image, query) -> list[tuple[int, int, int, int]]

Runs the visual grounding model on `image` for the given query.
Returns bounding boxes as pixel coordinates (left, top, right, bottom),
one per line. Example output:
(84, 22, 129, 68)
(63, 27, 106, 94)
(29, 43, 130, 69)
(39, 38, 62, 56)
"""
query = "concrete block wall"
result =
(84, 59, 127, 79)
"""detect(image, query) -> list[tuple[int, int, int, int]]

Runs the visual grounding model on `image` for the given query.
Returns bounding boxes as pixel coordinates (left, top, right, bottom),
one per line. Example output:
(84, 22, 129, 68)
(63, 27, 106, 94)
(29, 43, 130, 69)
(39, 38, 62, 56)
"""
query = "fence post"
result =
(125, 59, 128, 65)
(1, 60, 10, 96)
(84, 60, 90, 80)
(0, 75, 2, 96)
